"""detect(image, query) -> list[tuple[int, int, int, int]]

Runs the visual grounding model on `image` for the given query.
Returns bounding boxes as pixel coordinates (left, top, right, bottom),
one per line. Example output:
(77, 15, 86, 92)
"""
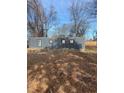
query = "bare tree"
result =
(68, 0, 89, 37)
(68, 0, 97, 37)
(88, 0, 97, 18)
(27, 0, 57, 37)
(27, 0, 44, 37)
(92, 29, 97, 40)
(89, 0, 97, 40)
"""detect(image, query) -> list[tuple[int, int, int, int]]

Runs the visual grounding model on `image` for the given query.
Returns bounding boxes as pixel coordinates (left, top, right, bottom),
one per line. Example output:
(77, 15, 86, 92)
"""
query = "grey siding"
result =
(28, 37, 85, 49)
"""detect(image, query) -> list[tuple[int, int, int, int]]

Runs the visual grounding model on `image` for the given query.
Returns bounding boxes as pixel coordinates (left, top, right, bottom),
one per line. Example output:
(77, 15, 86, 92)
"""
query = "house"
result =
(28, 36, 85, 50)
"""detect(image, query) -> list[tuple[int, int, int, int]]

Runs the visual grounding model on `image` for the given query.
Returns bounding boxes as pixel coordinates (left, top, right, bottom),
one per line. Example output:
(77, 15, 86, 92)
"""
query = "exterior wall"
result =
(28, 37, 85, 49)
(29, 37, 50, 48)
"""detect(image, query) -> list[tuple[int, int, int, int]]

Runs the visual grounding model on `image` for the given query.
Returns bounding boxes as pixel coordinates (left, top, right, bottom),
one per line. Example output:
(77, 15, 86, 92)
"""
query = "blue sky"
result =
(41, 0, 97, 39)
(42, 0, 71, 24)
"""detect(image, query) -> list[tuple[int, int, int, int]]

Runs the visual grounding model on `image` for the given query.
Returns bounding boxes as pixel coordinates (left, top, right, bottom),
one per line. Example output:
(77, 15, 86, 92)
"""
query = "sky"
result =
(41, 0, 97, 39)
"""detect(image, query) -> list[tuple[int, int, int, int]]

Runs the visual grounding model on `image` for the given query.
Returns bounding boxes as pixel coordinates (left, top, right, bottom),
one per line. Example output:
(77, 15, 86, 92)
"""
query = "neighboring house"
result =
(28, 36, 85, 49)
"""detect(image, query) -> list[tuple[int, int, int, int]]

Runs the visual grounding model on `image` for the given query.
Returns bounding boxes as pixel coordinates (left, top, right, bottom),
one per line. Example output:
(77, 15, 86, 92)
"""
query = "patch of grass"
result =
(85, 41, 97, 47)
(85, 41, 97, 53)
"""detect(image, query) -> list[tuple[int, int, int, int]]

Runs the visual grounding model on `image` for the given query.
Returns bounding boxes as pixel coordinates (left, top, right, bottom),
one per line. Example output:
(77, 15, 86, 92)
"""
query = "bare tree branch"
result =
(68, 0, 96, 37)
(27, 0, 57, 37)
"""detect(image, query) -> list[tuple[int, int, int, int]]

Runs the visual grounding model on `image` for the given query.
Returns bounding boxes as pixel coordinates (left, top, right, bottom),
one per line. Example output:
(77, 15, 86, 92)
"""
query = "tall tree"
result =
(27, 0, 57, 37)
(69, 0, 89, 37)
(68, 0, 97, 37)
(88, 0, 97, 18)
(92, 29, 97, 40)
(86, 0, 97, 40)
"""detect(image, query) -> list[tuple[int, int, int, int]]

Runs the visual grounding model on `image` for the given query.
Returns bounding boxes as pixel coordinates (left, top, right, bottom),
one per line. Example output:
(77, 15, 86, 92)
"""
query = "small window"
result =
(62, 39, 65, 44)
(70, 39, 74, 44)
(49, 40, 53, 44)
(38, 40, 41, 46)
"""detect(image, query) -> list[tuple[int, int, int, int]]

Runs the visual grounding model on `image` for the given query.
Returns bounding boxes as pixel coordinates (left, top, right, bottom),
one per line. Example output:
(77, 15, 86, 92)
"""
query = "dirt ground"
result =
(27, 44, 97, 93)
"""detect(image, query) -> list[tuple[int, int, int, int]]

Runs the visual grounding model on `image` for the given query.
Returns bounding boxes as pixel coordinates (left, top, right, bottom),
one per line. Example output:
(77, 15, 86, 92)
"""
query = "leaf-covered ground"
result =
(27, 49, 97, 93)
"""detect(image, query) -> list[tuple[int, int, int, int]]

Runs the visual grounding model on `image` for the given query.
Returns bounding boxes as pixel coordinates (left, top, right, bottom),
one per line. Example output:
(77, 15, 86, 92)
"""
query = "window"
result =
(49, 40, 53, 44)
(38, 40, 41, 46)
(62, 39, 65, 44)
(70, 39, 74, 44)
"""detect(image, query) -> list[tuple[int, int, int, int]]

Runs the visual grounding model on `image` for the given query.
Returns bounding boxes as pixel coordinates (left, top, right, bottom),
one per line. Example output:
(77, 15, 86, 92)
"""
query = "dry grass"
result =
(27, 49, 97, 93)
(85, 41, 97, 47)
(84, 40, 97, 53)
